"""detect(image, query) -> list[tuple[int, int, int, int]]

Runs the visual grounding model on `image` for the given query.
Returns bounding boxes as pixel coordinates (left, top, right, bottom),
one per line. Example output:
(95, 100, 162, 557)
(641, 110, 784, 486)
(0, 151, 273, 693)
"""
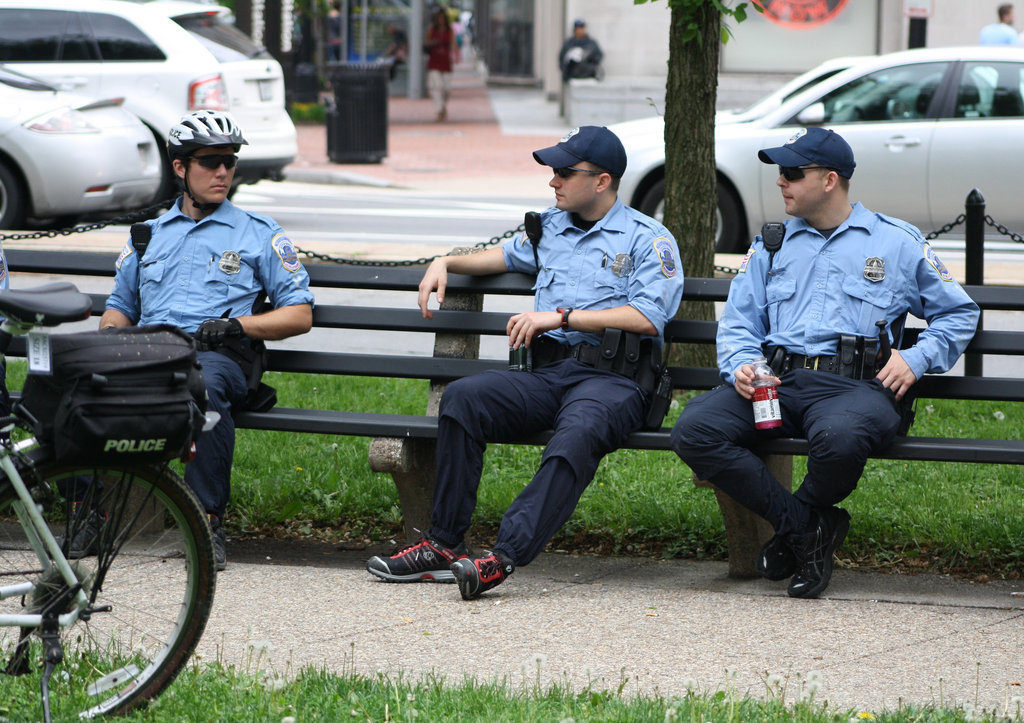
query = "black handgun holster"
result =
(595, 329, 671, 431)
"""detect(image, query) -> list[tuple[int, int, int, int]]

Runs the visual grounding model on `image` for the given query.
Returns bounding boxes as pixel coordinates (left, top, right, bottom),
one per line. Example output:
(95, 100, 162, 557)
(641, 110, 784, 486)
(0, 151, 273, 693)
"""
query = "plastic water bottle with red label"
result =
(751, 356, 782, 429)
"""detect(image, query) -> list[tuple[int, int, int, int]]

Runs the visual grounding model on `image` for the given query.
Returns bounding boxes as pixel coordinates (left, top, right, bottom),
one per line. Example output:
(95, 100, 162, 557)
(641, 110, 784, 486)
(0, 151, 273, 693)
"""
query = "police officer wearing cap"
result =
(671, 127, 979, 599)
(101, 110, 315, 570)
(366, 126, 683, 599)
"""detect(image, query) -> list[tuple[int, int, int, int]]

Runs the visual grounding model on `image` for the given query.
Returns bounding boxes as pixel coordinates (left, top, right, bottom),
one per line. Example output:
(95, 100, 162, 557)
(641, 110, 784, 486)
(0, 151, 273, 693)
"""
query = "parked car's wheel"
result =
(637, 176, 748, 253)
(0, 161, 26, 230)
(151, 130, 178, 207)
(715, 180, 747, 254)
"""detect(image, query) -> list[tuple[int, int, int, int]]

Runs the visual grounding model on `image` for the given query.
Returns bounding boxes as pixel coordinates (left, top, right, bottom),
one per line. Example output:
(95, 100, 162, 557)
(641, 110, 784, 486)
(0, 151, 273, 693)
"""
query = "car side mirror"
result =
(795, 102, 826, 125)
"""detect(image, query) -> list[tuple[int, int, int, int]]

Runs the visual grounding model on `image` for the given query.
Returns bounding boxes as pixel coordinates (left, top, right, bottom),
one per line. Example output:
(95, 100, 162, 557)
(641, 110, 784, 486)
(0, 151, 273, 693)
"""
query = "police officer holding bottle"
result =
(671, 127, 979, 599)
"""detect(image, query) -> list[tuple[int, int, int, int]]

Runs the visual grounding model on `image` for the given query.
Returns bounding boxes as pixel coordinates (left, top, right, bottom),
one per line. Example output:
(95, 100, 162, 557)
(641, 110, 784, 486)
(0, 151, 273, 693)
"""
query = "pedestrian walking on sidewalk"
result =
(366, 126, 683, 599)
(670, 127, 979, 600)
(425, 7, 456, 121)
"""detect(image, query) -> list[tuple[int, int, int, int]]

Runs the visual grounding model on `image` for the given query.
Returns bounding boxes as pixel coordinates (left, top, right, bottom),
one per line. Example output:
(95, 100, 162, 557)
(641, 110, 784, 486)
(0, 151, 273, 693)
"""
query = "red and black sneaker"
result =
(366, 536, 468, 583)
(452, 550, 514, 600)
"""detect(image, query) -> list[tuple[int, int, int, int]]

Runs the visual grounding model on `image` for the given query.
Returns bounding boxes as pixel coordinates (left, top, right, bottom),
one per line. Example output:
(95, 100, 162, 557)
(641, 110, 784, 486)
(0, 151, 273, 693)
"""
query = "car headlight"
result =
(24, 107, 98, 134)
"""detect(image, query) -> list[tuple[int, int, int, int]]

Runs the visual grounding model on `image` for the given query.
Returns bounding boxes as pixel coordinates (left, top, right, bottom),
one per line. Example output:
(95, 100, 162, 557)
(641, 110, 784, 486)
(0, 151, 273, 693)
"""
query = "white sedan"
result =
(0, 65, 161, 229)
(612, 46, 1024, 252)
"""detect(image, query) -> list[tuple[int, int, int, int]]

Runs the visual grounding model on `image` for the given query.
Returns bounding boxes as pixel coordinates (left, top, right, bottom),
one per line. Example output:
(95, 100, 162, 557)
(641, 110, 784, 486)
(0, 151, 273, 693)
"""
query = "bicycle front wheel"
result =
(0, 457, 216, 717)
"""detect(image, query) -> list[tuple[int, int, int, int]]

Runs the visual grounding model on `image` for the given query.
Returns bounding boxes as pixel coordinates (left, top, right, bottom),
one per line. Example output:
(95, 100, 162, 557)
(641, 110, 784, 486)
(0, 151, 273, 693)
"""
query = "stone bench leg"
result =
(694, 453, 793, 578)
(368, 436, 436, 540)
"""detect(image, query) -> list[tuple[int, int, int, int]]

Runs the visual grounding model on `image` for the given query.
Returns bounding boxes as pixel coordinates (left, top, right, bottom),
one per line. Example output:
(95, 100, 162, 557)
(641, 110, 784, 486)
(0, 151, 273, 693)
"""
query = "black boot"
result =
(787, 507, 850, 599)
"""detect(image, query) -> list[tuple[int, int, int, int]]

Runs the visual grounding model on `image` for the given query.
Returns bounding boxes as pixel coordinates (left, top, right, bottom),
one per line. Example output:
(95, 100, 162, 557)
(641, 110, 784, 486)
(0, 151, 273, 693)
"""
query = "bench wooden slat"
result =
(265, 349, 503, 379)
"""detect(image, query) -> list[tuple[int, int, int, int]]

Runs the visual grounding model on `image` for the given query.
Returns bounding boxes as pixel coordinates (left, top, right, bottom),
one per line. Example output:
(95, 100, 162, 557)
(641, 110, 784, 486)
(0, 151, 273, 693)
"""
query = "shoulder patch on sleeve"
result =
(653, 237, 677, 278)
(116, 243, 134, 270)
(923, 243, 953, 281)
(272, 233, 302, 273)
(737, 247, 756, 273)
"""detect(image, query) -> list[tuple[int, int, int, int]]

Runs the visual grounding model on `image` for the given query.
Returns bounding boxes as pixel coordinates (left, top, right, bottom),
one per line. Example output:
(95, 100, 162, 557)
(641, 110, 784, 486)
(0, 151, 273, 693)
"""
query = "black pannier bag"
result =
(17, 325, 207, 464)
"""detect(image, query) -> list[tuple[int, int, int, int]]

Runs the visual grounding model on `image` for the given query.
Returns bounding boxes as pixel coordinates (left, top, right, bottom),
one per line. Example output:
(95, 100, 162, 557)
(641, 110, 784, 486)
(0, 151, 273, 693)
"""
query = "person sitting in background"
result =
(559, 19, 603, 82)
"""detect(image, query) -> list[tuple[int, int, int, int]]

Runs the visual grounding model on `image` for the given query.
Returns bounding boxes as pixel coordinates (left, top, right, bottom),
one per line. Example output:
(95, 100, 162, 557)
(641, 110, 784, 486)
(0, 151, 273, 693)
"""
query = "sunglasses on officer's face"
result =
(553, 166, 605, 179)
(192, 154, 238, 170)
(778, 165, 834, 182)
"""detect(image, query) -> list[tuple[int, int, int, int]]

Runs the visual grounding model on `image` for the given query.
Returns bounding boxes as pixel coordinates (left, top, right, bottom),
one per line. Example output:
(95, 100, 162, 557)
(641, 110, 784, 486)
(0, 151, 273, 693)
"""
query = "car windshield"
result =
(174, 12, 271, 61)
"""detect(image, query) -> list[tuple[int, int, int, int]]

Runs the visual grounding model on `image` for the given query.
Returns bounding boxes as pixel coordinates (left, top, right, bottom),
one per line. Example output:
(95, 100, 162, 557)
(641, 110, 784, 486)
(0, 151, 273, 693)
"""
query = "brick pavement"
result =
(288, 64, 563, 196)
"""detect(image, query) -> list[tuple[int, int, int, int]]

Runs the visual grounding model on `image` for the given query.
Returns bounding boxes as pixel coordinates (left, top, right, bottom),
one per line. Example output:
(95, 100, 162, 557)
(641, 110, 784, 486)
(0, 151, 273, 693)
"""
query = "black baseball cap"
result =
(757, 127, 856, 179)
(533, 126, 627, 178)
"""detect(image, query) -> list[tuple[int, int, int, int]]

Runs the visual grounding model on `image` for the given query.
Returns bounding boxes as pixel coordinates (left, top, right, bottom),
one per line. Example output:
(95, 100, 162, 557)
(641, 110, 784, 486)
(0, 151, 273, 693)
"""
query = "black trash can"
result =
(326, 61, 390, 164)
(291, 63, 320, 104)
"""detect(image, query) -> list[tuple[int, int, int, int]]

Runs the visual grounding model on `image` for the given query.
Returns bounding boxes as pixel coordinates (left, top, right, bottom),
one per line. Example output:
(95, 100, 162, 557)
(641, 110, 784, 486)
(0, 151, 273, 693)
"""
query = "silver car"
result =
(0, 65, 161, 229)
(613, 46, 1024, 252)
(0, 0, 297, 203)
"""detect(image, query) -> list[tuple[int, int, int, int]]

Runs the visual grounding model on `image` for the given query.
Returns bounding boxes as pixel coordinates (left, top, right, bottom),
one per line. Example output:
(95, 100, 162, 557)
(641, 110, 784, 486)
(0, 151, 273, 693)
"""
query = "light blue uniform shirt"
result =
(107, 199, 314, 331)
(502, 198, 684, 346)
(979, 23, 1020, 45)
(718, 202, 979, 385)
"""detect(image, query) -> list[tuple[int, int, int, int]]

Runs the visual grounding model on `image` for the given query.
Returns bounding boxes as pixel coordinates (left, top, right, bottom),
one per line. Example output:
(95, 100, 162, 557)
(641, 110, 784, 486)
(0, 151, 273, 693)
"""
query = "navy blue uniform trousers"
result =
(671, 370, 900, 537)
(185, 351, 248, 520)
(429, 359, 646, 566)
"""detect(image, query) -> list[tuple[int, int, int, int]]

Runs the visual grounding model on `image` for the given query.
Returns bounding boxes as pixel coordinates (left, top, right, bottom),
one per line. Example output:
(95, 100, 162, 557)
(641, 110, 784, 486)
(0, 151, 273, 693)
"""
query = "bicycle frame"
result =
(0, 440, 92, 630)
(0, 309, 96, 631)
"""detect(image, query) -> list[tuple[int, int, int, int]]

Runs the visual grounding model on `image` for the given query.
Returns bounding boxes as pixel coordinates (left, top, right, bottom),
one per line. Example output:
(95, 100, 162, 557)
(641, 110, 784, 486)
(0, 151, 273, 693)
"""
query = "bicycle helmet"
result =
(167, 110, 248, 161)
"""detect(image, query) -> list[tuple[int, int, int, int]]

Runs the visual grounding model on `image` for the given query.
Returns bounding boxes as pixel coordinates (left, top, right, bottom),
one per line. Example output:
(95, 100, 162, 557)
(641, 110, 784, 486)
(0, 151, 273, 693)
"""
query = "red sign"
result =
(753, 0, 851, 29)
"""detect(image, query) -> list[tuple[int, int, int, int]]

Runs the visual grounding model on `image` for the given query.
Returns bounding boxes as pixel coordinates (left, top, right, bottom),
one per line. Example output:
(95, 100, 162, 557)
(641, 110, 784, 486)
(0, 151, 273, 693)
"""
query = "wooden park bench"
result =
(8, 247, 1024, 577)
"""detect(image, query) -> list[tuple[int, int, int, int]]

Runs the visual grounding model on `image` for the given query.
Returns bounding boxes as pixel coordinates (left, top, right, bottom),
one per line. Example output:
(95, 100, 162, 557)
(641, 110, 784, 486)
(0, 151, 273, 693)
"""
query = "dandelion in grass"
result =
(521, 652, 547, 687)
(763, 671, 786, 700)
(852, 712, 875, 720)
(261, 671, 286, 691)
(664, 707, 678, 722)
(682, 677, 699, 695)
(994, 410, 1006, 420)
(282, 717, 296, 723)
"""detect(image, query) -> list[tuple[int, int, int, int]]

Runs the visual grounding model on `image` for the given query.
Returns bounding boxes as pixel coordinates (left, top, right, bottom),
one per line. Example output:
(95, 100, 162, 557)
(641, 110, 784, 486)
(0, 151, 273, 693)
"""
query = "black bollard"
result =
(964, 189, 985, 376)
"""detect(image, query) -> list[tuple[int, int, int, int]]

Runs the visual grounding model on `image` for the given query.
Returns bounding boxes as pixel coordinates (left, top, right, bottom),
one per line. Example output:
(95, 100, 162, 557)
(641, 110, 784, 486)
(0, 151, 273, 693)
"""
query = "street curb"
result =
(283, 167, 401, 188)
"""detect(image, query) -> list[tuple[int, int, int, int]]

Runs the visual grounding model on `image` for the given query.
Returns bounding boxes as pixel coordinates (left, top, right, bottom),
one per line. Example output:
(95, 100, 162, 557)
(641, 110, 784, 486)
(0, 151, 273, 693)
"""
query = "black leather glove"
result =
(195, 317, 243, 348)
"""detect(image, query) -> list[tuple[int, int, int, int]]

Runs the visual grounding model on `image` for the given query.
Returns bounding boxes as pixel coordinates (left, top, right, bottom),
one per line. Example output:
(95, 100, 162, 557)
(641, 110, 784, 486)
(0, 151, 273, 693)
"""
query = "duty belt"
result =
(766, 344, 878, 381)
(775, 352, 842, 375)
(533, 336, 602, 368)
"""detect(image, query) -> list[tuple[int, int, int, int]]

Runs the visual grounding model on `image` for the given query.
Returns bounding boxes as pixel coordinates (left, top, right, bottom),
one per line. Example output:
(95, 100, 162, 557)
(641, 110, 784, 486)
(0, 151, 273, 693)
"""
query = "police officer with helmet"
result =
(100, 110, 315, 570)
(366, 126, 684, 599)
(671, 127, 979, 599)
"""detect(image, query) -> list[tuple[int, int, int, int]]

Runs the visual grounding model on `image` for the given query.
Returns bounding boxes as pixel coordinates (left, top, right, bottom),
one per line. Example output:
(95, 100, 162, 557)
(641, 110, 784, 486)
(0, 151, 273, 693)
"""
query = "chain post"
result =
(964, 189, 985, 377)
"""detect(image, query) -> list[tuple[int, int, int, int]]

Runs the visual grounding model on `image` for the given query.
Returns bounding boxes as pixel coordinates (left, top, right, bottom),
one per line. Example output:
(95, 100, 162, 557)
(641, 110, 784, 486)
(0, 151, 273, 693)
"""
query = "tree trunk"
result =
(663, 5, 720, 371)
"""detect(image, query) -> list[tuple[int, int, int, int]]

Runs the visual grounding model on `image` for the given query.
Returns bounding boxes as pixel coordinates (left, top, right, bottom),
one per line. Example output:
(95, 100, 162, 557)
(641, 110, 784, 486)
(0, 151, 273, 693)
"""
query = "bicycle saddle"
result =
(0, 282, 92, 325)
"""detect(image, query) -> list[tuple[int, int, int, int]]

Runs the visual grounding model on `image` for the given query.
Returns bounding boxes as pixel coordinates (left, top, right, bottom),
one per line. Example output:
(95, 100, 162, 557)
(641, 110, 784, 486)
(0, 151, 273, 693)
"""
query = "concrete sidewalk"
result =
(207, 539, 1024, 716)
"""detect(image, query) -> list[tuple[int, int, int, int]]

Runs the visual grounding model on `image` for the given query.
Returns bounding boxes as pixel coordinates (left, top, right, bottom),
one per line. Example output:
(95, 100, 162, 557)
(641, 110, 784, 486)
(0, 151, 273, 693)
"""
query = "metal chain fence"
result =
(3, 198, 1022, 277)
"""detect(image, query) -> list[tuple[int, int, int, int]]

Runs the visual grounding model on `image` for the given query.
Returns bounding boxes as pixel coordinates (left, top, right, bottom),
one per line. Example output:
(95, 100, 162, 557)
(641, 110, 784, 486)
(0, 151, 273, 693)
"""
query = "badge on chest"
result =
(863, 256, 884, 282)
(218, 250, 242, 274)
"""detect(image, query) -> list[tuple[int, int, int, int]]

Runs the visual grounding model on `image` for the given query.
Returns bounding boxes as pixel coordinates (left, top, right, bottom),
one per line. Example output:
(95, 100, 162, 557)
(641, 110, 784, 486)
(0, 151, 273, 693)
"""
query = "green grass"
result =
(1, 660, 1018, 722)
(6, 363, 1024, 577)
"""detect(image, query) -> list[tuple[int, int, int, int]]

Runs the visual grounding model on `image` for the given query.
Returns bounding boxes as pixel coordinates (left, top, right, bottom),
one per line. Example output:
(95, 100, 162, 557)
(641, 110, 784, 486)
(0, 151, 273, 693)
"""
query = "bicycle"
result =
(0, 281, 217, 721)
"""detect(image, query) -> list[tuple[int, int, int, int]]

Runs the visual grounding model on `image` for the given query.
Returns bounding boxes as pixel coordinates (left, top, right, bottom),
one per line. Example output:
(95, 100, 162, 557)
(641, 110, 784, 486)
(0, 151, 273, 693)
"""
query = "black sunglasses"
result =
(553, 166, 604, 179)
(778, 165, 834, 182)
(192, 154, 238, 170)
